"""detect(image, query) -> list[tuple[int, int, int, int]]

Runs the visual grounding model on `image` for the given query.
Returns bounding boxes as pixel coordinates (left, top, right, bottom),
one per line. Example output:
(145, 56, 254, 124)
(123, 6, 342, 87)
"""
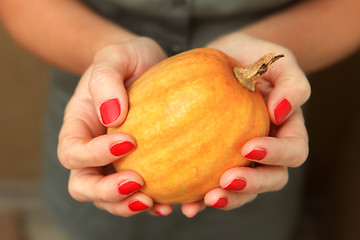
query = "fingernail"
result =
(129, 200, 149, 212)
(274, 98, 291, 124)
(118, 180, 142, 195)
(155, 211, 166, 216)
(210, 197, 228, 208)
(110, 141, 135, 156)
(224, 178, 247, 191)
(244, 148, 267, 161)
(100, 98, 121, 124)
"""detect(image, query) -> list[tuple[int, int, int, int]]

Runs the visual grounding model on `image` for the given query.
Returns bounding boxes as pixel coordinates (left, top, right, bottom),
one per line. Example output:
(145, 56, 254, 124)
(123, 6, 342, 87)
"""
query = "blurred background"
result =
(0, 21, 359, 239)
(0, 23, 69, 240)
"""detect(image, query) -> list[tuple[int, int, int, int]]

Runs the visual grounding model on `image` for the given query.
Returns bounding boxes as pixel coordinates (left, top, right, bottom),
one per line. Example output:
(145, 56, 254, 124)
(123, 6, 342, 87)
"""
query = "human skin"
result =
(0, 0, 358, 74)
(0, 0, 359, 217)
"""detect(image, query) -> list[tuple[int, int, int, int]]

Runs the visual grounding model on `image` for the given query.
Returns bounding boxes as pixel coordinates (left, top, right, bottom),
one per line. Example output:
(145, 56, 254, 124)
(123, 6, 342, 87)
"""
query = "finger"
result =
(204, 188, 257, 211)
(94, 192, 153, 217)
(89, 38, 167, 128)
(241, 109, 309, 167)
(89, 44, 133, 127)
(219, 165, 289, 194)
(262, 51, 311, 125)
(207, 32, 310, 125)
(58, 128, 136, 169)
(148, 203, 173, 217)
(58, 67, 136, 170)
(68, 169, 143, 203)
(181, 201, 206, 218)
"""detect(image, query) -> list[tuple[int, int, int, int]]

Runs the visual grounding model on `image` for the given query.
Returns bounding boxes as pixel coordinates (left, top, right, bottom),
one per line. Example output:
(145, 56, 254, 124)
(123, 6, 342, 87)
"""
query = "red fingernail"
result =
(155, 211, 166, 216)
(244, 149, 267, 160)
(100, 98, 121, 124)
(129, 200, 149, 212)
(210, 197, 228, 208)
(118, 180, 142, 195)
(224, 178, 247, 191)
(274, 99, 291, 124)
(110, 141, 135, 156)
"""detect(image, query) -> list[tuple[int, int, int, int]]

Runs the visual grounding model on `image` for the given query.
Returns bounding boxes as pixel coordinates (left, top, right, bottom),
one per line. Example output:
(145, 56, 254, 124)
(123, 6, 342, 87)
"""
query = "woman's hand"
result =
(57, 37, 173, 217)
(182, 33, 311, 217)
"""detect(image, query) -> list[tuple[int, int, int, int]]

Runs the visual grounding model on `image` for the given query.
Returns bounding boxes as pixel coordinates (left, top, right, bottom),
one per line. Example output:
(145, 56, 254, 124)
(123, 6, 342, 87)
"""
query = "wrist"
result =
(93, 31, 138, 53)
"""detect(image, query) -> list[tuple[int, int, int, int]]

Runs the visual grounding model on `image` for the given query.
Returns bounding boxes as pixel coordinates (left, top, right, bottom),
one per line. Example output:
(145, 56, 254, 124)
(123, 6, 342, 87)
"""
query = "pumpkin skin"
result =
(108, 48, 270, 204)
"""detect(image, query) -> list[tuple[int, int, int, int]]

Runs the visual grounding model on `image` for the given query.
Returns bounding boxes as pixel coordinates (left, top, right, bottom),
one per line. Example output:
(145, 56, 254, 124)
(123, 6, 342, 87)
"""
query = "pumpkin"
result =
(108, 48, 283, 204)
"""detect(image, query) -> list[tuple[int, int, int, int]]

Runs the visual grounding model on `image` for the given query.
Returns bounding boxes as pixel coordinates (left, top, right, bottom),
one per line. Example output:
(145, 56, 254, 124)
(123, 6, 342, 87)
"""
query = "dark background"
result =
(302, 50, 360, 240)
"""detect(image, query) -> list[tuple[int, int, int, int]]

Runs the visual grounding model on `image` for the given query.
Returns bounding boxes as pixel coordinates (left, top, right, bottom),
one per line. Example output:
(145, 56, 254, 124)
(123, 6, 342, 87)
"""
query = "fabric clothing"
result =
(43, 1, 303, 239)
(84, 0, 295, 55)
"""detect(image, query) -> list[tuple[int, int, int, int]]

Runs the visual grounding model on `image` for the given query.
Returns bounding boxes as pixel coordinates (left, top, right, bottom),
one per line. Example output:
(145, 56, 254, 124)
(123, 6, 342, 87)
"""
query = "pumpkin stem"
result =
(233, 53, 284, 92)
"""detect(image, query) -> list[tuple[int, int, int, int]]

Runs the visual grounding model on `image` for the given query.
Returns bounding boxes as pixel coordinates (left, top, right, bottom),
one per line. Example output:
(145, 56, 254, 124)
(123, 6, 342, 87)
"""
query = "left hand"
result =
(181, 32, 311, 217)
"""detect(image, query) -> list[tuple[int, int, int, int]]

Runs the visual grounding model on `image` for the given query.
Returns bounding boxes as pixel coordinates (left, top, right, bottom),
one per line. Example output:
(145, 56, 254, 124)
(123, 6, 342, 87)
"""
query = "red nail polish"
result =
(244, 149, 267, 160)
(118, 180, 142, 195)
(100, 98, 121, 124)
(210, 197, 228, 208)
(224, 178, 247, 191)
(110, 141, 135, 156)
(155, 211, 165, 216)
(129, 200, 149, 212)
(274, 99, 291, 124)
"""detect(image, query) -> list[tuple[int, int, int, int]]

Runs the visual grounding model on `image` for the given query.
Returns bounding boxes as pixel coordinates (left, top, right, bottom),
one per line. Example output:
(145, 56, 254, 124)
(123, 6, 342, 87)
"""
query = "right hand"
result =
(57, 37, 173, 217)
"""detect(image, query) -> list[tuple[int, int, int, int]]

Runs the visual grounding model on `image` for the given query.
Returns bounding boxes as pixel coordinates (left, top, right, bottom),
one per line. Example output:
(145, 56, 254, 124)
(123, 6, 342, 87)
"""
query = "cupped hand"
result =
(181, 32, 311, 216)
(57, 37, 173, 217)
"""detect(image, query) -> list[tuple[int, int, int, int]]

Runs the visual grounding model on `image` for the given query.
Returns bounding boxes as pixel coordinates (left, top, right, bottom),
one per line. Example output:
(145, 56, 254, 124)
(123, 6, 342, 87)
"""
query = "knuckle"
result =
(94, 183, 111, 203)
(290, 140, 309, 168)
(86, 144, 107, 168)
(68, 182, 86, 202)
(273, 169, 289, 191)
(289, 159, 302, 168)
(93, 202, 105, 210)
(226, 194, 258, 211)
(248, 177, 262, 194)
(252, 168, 266, 193)
(221, 207, 233, 212)
(285, 50, 296, 60)
(113, 206, 133, 217)
(296, 80, 311, 104)
(63, 99, 73, 117)
(57, 139, 73, 169)
(57, 143, 66, 166)
(252, 181, 262, 194)
(289, 160, 301, 168)
(121, 212, 134, 218)
(95, 193, 107, 203)
(246, 194, 258, 204)
(89, 69, 118, 92)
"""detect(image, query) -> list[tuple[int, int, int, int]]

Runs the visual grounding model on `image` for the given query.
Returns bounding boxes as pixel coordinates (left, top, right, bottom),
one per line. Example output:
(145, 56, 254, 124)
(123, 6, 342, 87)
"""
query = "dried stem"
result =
(233, 53, 284, 92)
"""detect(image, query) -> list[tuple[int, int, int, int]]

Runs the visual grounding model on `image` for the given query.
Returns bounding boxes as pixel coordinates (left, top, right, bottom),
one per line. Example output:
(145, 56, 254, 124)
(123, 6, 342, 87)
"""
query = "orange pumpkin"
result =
(108, 48, 282, 204)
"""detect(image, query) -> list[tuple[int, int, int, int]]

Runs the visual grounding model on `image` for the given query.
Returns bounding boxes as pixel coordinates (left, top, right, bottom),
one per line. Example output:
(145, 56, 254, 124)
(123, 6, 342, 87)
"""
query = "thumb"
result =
(88, 44, 136, 127)
(88, 38, 167, 127)
(264, 52, 311, 125)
